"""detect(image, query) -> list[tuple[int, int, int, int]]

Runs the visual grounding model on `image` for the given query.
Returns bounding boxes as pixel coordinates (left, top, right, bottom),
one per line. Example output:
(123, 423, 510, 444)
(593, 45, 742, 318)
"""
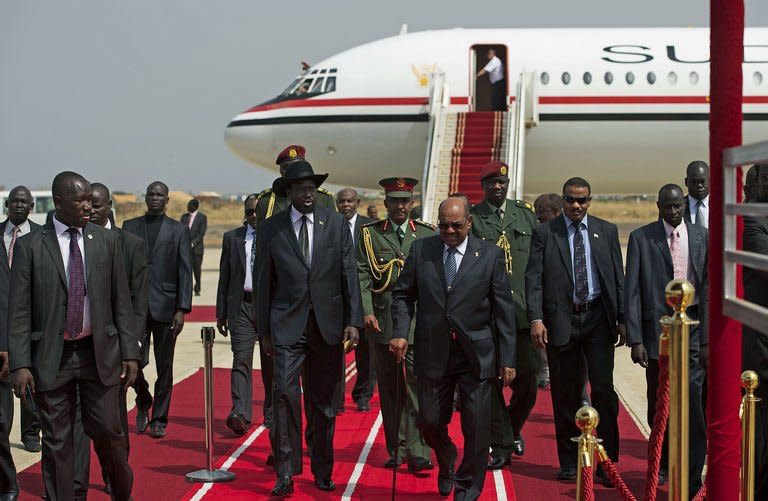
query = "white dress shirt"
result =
(104, 219, 112, 230)
(187, 210, 198, 229)
(3, 219, 31, 253)
(443, 235, 469, 271)
(290, 206, 314, 263)
(53, 215, 92, 337)
(688, 195, 709, 228)
(347, 213, 358, 246)
(483, 56, 504, 84)
(244, 225, 255, 291)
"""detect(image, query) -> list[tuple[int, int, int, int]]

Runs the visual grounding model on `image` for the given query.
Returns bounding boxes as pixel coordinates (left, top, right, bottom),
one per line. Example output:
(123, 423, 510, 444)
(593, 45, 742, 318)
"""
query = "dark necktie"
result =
(496, 207, 503, 222)
(397, 227, 405, 244)
(66, 228, 86, 338)
(445, 247, 458, 288)
(249, 233, 256, 269)
(572, 222, 589, 304)
(695, 200, 705, 227)
(298, 215, 310, 266)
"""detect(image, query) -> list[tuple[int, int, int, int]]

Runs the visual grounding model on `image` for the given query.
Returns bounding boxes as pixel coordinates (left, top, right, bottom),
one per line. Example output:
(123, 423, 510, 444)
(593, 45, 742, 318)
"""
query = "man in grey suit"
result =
(180, 199, 207, 296)
(216, 194, 265, 436)
(1, 186, 43, 456)
(525, 177, 625, 484)
(255, 161, 362, 496)
(123, 181, 192, 438)
(390, 197, 516, 500)
(8, 171, 138, 501)
(625, 183, 708, 491)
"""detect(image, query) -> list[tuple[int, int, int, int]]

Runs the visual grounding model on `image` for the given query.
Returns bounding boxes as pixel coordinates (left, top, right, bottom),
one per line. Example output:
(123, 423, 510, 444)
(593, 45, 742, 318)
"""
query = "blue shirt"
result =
(564, 213, 601, 303)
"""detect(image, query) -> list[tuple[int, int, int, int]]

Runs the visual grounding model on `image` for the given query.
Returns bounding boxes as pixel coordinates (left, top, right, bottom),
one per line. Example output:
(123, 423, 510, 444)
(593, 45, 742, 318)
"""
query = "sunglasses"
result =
(245, 208, 257, 216)
(563, 195, 591, 205)
(437, 221, 465, 230)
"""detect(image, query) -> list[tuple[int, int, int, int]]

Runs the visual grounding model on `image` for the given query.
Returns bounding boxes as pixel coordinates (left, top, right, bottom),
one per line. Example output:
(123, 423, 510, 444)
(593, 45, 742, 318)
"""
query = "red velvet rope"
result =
(581, 465, 595, 501)
(597, 456, 637, 501)
(644, 354, 671, 501)
(692, 484, 707, 501)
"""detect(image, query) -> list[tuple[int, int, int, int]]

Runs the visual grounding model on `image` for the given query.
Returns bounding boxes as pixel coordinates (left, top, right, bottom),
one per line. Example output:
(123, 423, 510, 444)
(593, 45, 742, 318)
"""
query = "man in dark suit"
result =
(390, 196, 516, 500)
(1, 186, 43, 462)
(123, 181, 193, 438)
(743, 164, 768, 499)
(525, 177, 625, 484)
(255, 161, 363, 496)
(216, 194, 265, 436)
(8, 171, 138, 501)
(72, 182, 148, 496)
(683, 160, 710, 229)
(336, 187, 373, 412)
(625, 183, 708, 491)
(180, 199, 207, 296)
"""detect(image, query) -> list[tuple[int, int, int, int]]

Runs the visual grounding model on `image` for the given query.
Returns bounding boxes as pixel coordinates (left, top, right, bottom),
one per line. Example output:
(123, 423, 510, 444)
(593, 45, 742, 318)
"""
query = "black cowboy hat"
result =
(272, 160, 329, 197)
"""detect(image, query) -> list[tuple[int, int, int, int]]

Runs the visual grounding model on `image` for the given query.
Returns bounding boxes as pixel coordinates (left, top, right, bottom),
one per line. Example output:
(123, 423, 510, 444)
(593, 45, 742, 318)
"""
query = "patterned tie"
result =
(7, 226, 20, 267)
(445, 247, 458, 288)
(249, 233, 256, 270)
(65, 228, 86, 339)
(572, 222, 589, 303)
(695, 200, 705, 227)
(298, 215, 310, 266)
(495, 207, 503, 222)
(669, 230, 686, 280)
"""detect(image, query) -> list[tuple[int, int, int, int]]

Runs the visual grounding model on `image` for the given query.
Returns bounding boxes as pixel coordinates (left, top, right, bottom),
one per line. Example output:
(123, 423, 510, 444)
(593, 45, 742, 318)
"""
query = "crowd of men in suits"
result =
(0, 146, 766, 500)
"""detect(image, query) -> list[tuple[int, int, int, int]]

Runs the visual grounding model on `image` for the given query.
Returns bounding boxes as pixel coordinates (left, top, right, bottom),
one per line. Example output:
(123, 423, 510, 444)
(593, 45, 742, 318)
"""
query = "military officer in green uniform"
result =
(469, 161, 540, 469)
(358, 177, 434, 472)
(254, 144, 336, 225)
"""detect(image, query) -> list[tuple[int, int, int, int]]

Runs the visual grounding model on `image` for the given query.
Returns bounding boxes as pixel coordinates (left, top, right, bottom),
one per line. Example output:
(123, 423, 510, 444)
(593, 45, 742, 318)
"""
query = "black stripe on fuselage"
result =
(227, 114, 430, 127)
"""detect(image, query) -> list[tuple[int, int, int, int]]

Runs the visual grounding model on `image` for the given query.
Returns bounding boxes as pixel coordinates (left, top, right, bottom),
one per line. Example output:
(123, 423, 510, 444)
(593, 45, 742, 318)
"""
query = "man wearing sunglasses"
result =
(525, 177, 625, 485)
(470, 161, 539, 468)
(216, 194, 268, 437)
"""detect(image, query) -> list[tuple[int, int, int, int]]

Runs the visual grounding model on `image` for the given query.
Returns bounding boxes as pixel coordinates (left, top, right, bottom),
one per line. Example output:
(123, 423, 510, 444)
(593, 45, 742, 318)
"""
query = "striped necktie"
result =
(7, 225, 20, 267)
(445, 247, 458, 288)
(572, 222, 589, 303)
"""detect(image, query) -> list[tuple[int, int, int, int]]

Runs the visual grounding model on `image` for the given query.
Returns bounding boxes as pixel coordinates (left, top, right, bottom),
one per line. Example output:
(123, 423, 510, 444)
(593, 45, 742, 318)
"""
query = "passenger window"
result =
(325, 76, 336, 93)
(626, 72, 635, 85)
(540, 72, 550, 85)
(754, 71, 764, 85)
(583, 72, 592, 85)
(561, 72, 571, 85)
(689, 72, 700, 85)
(668, 72, 678, 85)
(310, 78, 325, 93)
(647, 72, 656, 85)
(604, 72, 614, 85)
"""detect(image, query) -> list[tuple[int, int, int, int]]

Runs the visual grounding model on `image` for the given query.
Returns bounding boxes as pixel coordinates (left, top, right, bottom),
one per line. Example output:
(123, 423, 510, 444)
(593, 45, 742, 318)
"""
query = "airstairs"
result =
(420, 72, 537, 222)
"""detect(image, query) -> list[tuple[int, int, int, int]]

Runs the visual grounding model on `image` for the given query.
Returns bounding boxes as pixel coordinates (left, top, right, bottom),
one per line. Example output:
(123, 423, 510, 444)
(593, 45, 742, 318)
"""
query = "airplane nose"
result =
(224, 115, 275, 169)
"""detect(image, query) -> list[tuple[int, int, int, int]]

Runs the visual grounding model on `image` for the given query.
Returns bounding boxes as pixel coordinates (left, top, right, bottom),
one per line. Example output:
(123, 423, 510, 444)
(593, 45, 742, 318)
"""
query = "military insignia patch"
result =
(396, 178, 406, 189)
(500, 166, 507, 176)
(288, 148, 297, 159)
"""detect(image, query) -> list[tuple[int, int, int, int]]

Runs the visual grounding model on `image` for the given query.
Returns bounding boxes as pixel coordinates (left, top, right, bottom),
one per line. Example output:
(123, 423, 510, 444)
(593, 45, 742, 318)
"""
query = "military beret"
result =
(479, 161, 510, 181)
(275, 145, 306, 166)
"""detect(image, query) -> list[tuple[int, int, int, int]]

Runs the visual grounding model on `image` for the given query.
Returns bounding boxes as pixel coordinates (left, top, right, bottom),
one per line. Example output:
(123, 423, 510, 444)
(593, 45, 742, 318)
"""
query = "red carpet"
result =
(186, 305, 218, 323)
(449, 112, 505, 204)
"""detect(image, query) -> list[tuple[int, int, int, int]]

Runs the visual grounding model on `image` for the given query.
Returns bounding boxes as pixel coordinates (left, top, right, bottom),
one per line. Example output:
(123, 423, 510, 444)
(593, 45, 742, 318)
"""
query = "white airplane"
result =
(224, 27, 768, 194)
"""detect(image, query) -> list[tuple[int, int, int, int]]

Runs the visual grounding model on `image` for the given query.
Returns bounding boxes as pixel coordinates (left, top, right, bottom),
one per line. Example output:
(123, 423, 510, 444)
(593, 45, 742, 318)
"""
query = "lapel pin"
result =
(319, 220, 325, 225)
(87, 234, 93, 240)
(593, 233, 598, 239)
(475, 251, 479, 257)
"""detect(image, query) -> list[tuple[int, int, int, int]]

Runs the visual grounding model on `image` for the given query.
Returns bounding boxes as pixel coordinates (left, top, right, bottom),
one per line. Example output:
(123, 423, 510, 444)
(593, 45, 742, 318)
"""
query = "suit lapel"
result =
(686, 221, 703, 283)
(83, 225, 96, 297)
(428, 237, 448, 295)
(554, 217, 574, 284)
(653, 220, 674, 277)
(236, 226, 247, 272)
(587, 217, 606, 281)
(0, 221, 7, 263)
(41, 226, 67, 287)
(311, 210, 326, 271)
(280, 211, 308, 269)
(449, 236, 481, 291)
(151, 217, 169, 259)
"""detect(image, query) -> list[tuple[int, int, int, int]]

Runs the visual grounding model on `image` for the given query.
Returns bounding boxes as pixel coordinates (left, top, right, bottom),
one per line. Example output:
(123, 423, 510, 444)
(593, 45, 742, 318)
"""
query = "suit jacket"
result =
(7, 223, 138, 391)
(683, 194, 709, 227)
(742, 215, 768, 396)
(123, 215, 193, 323)
(255, 207, 363, 345)
(625, 220, 708, 360)
(1, 220, 41, 352)
(390, 235, 516, 380)
(216, 225, 250, 324)
(112, 227, 148, 341)
(525, 214, 625, 347)
(351, 214, 373, 249)
(180, 211, 207, 256)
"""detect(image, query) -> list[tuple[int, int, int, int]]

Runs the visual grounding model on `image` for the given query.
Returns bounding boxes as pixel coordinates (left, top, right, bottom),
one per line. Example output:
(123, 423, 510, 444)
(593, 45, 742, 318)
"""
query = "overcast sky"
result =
(1, 1, 766, 194)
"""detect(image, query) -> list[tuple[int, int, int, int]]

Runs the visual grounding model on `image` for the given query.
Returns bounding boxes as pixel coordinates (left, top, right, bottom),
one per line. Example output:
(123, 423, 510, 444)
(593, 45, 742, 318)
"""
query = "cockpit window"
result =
(279, 69, 339, 99)
(325, 77, 336, 93)
(310, 78, 325, 93)
(280, 77, 303, 96)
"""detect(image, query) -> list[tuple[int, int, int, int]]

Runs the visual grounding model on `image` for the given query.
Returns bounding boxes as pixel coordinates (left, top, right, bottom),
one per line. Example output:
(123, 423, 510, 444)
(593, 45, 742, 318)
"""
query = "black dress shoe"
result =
(136, 407, 150, 433)
(226, 413, 247, 436)
(437, 468, 455, 496)
(658, 469, 667, 486)
(314, 478, 336, 491)
(266, 453, 274, 466)
(271, 476, 293, 496)
(407, 457, 434, 472)
(487, 454, 511, 470)
(557, 466, 577, 481)
(384, 456, 403, 468)
(149, 423, 166, 439)
(512, 436, 525, 456)
(0, 491, 19, 501)
(596, 466, 614, 487)
(356, 401, 371, 412)
(22, 438, 41, 453)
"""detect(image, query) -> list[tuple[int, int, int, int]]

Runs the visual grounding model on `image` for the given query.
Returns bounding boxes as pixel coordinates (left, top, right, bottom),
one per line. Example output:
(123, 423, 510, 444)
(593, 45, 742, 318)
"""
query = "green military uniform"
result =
(254, 187, 336, 226)
(471, 197, 540, 459)
(358, 185, 434, 465)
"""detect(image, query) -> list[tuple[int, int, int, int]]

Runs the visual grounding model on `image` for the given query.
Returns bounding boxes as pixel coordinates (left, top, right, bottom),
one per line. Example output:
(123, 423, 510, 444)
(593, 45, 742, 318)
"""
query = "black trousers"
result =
(36, 339, 132, 501)
(489, 365, 538, 456)
(230, 301, 260, 423)
(271, 312, 342, 480)
(0, 378, 41, 445)
(0, 382, 18, 496)
(547, 305, 620, 468)
(491, 80, 506, 111)
(417, 340, 491, 501)
(351, 330, 376, 405)
(133, 316, 177, 426)
(192, 252, 203, 294)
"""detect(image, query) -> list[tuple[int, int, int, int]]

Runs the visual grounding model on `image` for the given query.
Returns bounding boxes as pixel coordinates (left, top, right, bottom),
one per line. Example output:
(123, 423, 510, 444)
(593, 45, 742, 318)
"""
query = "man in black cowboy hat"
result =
(254, 160, 363, 496)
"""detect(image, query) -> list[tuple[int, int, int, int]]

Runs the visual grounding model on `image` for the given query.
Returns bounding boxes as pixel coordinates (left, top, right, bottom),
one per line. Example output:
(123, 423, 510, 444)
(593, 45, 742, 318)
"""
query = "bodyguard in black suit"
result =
(8, 172, 138, 501)
(216, 194, 266, 435)
(180, 199, 207, 296)
(123, 181, 192, 438)
(336, 188, 374, 411)
(525, 177, 625, 483)
(625, 184, 708, 491)
(682, 160, 710, 229)
(255, 161, 363, 496)
(743, 164, 768, 499)
(390, 197, 516, 500)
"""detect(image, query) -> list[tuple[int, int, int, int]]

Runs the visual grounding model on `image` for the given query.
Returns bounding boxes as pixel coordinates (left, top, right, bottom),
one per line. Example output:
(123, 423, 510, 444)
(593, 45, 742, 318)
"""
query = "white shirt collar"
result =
(564, 213, 589, 230)
(6, 219, 31, 235)
(290, 205, 314, 224)
(104, 219, 112, 230)
(246, 223, 256, 237)
(348, 213, 358, 227)
(444, 235, 469, 256)
(663, 219, 687, 237)
(53, 215, 82, 236)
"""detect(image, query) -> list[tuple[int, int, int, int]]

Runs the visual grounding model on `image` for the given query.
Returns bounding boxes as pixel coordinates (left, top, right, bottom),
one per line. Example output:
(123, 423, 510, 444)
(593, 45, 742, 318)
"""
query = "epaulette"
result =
(256, 188, 273, 201)
(361, 219, 380, 228)
(515, 200, 534, 213)
(318, 187, 333, 196)
(413, 218, 436, 230)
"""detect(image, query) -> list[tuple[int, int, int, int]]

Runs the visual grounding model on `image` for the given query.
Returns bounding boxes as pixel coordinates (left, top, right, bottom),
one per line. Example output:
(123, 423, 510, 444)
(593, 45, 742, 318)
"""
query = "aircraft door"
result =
(471, 44, 508, 112)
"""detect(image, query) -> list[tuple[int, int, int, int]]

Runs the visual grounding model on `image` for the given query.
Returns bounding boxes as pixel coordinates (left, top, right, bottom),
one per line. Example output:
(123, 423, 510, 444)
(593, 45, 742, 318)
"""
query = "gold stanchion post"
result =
(660, 280, 697, 501)
(573, 406, 600, 501)
(740, 370, 760, 501)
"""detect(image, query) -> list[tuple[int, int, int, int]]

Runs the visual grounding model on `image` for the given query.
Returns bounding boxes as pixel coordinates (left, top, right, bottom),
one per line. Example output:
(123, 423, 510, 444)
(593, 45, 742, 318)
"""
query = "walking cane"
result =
(391, 356, 405, 501)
